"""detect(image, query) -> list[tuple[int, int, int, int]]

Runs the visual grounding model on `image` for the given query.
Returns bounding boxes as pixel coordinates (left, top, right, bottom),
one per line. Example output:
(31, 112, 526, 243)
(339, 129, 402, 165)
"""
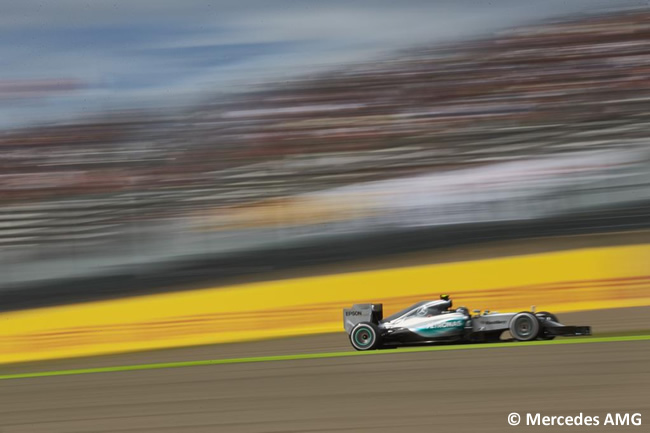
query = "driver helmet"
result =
(440, 294, 452, 310)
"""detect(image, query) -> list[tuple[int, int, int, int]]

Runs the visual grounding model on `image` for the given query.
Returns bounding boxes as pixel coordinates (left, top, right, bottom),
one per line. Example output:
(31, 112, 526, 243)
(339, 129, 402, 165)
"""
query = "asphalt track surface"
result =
(1, 308, 649, 433)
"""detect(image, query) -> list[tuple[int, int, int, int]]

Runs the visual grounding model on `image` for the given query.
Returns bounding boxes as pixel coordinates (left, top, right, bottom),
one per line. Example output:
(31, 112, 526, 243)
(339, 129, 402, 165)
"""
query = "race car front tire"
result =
(509, 312, 540, 341)
(350, 322, 382, 351)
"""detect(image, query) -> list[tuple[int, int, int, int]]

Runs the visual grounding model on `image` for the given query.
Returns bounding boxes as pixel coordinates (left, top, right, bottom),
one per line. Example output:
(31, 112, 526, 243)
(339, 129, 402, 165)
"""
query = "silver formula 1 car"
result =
(343, 294, 591, 350)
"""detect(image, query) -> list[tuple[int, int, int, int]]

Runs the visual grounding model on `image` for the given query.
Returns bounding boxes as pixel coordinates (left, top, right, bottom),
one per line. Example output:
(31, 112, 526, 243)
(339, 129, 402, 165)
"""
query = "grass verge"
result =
(1, 334, 648, 381)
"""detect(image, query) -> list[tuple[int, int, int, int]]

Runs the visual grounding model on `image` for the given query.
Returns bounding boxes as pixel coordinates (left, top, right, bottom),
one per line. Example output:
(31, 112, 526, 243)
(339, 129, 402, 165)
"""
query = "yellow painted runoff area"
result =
(1, 244, 649, 364)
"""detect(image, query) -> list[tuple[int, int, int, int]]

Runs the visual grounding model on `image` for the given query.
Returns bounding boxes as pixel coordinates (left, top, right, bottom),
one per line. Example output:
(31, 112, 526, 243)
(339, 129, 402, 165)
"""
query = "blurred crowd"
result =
(2, 9, 650, 267)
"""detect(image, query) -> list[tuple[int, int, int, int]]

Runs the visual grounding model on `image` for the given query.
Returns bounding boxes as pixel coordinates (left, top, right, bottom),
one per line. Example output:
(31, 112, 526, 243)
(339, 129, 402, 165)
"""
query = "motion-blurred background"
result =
(2, 1, 650, 308)
(2, 3, 650, 432)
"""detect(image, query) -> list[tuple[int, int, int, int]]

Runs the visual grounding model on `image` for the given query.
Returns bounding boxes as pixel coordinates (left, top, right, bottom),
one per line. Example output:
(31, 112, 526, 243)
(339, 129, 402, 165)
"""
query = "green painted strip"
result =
(1, 334, 648, 381)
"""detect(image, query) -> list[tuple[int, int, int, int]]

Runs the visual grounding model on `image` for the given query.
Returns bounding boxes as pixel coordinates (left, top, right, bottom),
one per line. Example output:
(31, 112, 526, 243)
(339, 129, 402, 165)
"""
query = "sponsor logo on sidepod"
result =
(346, 311, 362, 316)
(423, 320, 464, 329)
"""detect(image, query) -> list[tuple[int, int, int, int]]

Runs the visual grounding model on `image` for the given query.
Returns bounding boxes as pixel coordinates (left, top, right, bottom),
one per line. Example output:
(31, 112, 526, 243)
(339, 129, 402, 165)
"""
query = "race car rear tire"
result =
(509, 312, 540, 342)
(350, 322, 382, 351)
(536, 311, 558, 340)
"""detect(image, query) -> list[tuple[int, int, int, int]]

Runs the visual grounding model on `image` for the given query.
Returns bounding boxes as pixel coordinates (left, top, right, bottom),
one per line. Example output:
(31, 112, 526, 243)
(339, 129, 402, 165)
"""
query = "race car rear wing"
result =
(343, 304, 383, 334)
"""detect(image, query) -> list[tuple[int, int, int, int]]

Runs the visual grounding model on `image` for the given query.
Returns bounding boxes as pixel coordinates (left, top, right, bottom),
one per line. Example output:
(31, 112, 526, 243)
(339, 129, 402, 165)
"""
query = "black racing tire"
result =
(509, 312, 540, 342)
(536, 311, 559, 340)
(350, 322, 382, 351)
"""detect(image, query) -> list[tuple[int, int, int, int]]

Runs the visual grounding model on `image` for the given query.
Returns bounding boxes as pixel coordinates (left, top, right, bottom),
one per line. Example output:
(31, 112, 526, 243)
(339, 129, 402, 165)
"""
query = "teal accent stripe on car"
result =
(413, 319, 466, 337)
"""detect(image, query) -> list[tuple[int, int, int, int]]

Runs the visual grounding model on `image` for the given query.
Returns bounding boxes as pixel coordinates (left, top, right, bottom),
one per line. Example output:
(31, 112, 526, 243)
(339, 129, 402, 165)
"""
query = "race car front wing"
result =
(543, 325, 592, 336)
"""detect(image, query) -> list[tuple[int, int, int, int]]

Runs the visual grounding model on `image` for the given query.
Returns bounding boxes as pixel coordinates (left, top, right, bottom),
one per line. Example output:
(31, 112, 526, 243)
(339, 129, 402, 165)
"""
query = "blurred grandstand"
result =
(2, 9, 650, 302)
